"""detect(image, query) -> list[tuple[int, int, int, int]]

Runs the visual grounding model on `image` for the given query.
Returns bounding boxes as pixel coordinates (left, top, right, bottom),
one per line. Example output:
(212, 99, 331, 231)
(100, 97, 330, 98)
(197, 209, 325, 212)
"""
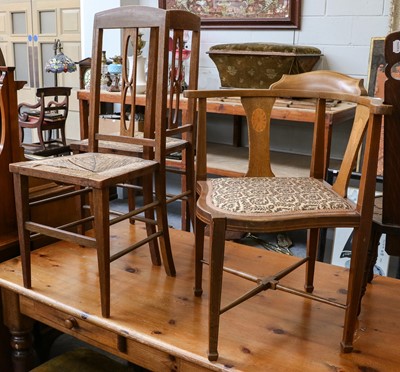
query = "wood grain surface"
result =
(0, 222, 399, 371)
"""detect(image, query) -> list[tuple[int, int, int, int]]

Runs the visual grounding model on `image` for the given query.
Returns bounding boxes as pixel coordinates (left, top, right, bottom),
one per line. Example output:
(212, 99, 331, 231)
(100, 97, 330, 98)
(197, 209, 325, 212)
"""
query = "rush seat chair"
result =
(70, 13, 200, 231)
(184, 70, 392, 360)
(9, 6, 197, 318)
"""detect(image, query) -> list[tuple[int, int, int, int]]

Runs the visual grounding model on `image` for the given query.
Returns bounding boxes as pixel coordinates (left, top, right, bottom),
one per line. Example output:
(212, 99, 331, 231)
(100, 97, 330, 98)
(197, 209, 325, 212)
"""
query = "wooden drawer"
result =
(18, 296, 209, 371)
(20, 296, 117, 351)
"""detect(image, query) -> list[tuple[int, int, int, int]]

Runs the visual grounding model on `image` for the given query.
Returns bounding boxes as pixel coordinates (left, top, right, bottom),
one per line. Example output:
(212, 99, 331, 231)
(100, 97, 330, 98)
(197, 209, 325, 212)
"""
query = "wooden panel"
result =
(0, 12, 6, 34)
(0, 222, 399, 371)
(60, 8, 80, 34)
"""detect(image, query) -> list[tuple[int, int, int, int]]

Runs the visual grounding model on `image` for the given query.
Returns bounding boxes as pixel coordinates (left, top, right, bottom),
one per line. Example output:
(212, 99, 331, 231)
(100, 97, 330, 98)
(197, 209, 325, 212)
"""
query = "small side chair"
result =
(70, 15, 200, 231)
(9, 6, 187, 318)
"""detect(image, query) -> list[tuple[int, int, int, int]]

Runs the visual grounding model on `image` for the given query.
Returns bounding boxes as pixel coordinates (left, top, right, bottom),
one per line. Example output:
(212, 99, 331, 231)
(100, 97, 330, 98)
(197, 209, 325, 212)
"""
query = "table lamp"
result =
(45, 39, 76, 87)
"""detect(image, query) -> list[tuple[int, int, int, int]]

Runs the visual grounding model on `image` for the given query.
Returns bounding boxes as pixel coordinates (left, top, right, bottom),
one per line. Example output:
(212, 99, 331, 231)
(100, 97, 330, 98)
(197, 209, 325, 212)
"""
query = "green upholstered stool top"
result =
(207, 42, 322, 88)
(30, 348, 135, 372)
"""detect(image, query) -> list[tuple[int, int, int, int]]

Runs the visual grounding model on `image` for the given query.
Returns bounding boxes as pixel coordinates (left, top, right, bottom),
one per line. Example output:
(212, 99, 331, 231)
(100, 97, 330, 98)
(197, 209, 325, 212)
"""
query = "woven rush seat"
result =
(71, 132, 187, 155)
(208, 177, 354, 214)
(10, 153, 157, 185)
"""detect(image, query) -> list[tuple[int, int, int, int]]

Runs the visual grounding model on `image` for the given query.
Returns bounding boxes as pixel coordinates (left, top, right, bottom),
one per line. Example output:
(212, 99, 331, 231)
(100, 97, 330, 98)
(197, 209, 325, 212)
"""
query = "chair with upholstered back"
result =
(9, 6, 195, 318)
(70, 13, 200, 231)
(184, 70, 391, 361)
(18, 87, 71, 156)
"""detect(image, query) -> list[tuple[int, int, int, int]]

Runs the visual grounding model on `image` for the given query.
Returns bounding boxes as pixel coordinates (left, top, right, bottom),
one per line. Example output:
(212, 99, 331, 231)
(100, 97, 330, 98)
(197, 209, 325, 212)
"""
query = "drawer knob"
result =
(64, 317, 78, 329)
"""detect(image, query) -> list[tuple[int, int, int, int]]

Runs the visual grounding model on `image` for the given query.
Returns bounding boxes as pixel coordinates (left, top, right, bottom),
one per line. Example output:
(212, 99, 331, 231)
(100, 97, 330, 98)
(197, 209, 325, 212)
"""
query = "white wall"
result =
(197, 0, 391, 89)
(80, 0, 134, 59)
(80, 0, 392, 155)
(82, 0, 391, 89)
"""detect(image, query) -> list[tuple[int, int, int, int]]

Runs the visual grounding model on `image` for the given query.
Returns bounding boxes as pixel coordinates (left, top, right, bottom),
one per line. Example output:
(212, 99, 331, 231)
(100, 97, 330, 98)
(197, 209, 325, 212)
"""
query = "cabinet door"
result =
(0, 0, 81, 139)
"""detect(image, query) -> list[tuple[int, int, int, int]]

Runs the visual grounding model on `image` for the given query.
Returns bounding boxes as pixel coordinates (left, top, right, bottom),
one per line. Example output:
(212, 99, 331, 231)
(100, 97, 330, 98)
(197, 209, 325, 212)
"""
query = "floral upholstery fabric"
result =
(209, 177, 352, 215)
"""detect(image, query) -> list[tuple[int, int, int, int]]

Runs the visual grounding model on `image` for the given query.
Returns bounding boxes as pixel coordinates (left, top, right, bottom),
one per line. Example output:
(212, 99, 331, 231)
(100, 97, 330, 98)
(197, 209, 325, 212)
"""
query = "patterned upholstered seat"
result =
(184, 70, 392, 361)
(209, 177, 353, 215)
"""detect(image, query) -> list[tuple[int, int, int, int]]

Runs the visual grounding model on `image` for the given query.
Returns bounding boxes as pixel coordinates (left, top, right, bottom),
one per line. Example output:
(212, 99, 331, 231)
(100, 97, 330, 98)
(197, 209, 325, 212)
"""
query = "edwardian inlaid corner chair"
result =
(184, 70, 392, 361)
(70, 12, 200, 232)
(9, 6, 190, 318)
(18, 87, 72, 156)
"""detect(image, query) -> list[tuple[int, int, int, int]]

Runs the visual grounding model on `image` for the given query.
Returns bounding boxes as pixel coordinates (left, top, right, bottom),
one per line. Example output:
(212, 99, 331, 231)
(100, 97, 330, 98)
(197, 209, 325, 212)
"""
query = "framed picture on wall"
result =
(367, 37, 386, 98)
(366, 37, 386, 176)
(158, 0, 301, 29)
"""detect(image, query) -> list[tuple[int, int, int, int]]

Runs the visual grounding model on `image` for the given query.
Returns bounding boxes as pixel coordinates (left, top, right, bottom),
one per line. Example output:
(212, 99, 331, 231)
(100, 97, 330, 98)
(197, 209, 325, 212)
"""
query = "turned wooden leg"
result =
(0, 294, 12, 370)
(1, 288, 36, 371)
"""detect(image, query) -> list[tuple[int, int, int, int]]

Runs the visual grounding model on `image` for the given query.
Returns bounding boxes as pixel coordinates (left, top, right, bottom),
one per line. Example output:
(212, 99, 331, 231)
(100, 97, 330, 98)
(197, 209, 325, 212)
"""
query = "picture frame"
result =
(158, 0, 301, 29)
(366, 37, 386, 176)
(366, 37, 385, 98)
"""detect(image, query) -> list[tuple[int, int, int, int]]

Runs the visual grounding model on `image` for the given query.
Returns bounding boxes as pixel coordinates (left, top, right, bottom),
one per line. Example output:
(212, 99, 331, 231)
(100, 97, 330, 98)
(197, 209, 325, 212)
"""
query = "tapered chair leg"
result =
(127, 185, 136, 225)
(13, 174, 32, 289)
(183, 145, 196, 231)
(142, 173, 161, 267)
(154, 172, 175, 277)
(207, 217, 226, 362)
(92, 188, 111, 318)
(194, 217, 206, 297)
(341, 227, 369, 352)
(305, 228, 320, 293)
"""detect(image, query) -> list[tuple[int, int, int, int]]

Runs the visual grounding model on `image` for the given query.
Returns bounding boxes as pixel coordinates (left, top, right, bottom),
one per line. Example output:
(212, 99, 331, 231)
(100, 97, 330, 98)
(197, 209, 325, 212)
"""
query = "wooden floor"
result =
(0, 222, 399, 371)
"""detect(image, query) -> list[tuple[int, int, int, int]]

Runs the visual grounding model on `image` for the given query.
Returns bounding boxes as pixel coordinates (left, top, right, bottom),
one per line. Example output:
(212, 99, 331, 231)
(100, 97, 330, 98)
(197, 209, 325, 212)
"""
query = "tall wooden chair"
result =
(18, 87, 72, 156)
(184, 70, 391, 361)
(9, 6, 184, 318)
(71, 13, 200, 231)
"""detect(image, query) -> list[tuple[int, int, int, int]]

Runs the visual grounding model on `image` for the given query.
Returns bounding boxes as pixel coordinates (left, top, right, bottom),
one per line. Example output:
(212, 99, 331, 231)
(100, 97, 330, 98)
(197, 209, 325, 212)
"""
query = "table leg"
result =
(232, 115, 242, 147)
(79, 97, 89, 140)
(1, 288, 36, 372)
(0, 294, 12, 371)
